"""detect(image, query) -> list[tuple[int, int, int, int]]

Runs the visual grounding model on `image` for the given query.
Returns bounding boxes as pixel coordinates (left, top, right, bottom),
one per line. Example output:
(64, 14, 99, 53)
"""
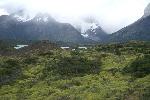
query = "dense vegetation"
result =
(0, 41, 150, 100)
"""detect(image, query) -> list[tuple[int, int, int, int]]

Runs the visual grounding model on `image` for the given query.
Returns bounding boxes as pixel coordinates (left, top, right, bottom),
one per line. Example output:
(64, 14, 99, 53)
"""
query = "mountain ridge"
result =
(0, 14, 90, 43)
(106, 3, 150, 43)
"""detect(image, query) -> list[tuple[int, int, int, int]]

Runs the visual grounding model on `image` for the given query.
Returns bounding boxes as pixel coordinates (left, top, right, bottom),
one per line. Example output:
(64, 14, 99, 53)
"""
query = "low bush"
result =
(123, 55, 150, 78)
(45, 55, 101, 77)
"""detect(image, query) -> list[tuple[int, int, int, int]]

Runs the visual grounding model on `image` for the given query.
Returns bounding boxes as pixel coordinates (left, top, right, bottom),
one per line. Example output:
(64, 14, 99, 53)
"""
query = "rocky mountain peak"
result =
(81, 22, 108, 42)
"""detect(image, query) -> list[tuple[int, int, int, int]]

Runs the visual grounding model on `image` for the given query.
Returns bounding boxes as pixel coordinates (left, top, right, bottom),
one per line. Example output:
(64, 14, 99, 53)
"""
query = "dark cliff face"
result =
(0, 14, 86, 43)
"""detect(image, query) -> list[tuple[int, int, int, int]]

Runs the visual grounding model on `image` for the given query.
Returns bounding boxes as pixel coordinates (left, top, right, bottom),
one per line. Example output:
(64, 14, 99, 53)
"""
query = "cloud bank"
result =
(0, 0, 149, 33)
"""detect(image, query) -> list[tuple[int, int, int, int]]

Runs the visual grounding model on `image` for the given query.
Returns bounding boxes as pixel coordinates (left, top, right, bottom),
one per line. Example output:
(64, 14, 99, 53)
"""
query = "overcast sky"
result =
(0, 0, 150, 33)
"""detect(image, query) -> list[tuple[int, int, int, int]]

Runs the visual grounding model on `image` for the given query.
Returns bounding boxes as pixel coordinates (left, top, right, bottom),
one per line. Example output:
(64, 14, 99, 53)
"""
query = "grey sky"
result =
(0, 0, 149, 33)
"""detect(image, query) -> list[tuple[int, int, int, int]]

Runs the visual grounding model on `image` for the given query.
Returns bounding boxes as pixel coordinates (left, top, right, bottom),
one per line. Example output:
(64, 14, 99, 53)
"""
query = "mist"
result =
(0, 0, 149, 33)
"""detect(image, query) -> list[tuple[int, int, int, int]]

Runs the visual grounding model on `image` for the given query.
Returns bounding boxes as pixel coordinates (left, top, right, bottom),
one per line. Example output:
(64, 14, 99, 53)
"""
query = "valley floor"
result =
(0, 41, 150, 100)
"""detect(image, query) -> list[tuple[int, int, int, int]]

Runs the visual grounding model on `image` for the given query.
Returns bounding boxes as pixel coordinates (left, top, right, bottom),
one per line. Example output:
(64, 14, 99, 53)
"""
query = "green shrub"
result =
(38, 51, 54, 57)
(0, 58, 22, 85)
(0, 59, 20, 76)
(123, 55, 150, 78)
(45, 55, 101, 77)
(23, 57, 38, 64)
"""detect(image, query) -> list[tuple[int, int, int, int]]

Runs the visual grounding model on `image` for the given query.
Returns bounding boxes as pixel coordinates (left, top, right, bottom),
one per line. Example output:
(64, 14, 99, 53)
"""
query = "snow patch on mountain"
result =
(90, 23, 99, 34)
(43, 17, 48, 22)
(13, 13, 51, 23)
(36, 17, 49, 22)
(81, 33, 89, 38)
(75, 22, 99, 33)
(14, 15, 32, 22)
(80, 23, 100, 37)
(90, 23, 99, 30)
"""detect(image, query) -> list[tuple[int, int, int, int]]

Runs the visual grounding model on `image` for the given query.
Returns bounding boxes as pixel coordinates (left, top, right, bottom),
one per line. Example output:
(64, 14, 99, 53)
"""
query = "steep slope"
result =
(108, 4, 150, 43)
(0, 14, 86, 43)
(143, 3, 150, 18)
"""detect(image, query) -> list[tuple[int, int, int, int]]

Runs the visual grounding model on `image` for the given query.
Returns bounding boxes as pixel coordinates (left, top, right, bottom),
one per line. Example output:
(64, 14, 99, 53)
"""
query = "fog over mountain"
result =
(144, 3, 150, 17)
(106, 3, 150, 43)
(0, 0, 149, 33)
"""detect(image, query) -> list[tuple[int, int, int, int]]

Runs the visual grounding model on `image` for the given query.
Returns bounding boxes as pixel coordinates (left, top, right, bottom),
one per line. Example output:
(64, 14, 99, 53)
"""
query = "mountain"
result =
(0, 13, 87, 43)
(82, 23, 108, 42)
(107, 4, 150, 43)
(143, 3, 150, 18)
(81, 16, 108, 42)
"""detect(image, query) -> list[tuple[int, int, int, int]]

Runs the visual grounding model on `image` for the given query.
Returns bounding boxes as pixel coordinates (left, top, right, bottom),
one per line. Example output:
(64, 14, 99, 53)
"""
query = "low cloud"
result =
(0, 0, 149, 33)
